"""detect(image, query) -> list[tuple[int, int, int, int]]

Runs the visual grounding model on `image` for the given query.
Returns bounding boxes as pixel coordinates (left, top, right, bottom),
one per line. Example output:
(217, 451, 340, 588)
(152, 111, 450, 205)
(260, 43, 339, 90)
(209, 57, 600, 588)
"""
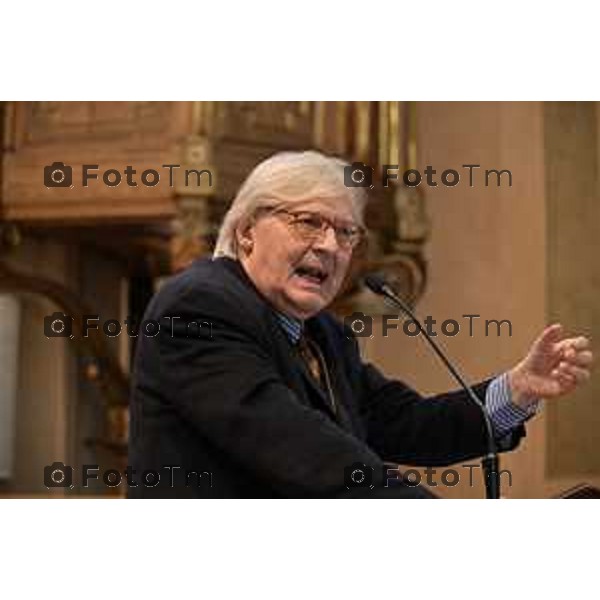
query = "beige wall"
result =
(1, 234, 126, 496)
(364, 102, 599, 498)
(544, 102, 600, 480)
(6, 237, 76, 495)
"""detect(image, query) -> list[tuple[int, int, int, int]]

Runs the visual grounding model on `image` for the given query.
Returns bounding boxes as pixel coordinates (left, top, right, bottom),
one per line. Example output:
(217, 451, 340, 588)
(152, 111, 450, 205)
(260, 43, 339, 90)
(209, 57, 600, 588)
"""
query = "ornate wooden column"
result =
(313, 101, 430, 312)
(169, 134, 216, 272)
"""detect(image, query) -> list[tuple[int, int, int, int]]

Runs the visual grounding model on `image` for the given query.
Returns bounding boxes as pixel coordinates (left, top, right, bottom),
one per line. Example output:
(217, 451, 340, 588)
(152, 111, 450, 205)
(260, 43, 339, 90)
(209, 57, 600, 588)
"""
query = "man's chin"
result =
(285, 289, 330, 319)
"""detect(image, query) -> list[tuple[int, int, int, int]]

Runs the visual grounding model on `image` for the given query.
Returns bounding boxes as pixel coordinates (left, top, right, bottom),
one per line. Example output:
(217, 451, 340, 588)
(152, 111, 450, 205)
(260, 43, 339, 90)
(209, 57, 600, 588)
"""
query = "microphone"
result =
(364, 273, 500, 499)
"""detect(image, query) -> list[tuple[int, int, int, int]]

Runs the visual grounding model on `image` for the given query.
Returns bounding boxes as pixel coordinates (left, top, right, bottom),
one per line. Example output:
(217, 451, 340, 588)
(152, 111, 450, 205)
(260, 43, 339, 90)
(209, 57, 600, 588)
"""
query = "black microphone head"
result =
(364, 272, 388, 295)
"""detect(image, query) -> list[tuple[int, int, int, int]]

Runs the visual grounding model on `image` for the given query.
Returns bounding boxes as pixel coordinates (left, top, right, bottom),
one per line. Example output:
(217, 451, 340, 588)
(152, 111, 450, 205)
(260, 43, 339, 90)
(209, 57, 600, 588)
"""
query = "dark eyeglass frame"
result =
(256, 205, 365, 250)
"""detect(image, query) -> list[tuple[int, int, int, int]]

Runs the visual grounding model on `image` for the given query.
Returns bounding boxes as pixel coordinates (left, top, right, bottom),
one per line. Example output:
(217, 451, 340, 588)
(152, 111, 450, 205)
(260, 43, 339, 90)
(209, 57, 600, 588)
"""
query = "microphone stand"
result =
(364, 275, 500, 499)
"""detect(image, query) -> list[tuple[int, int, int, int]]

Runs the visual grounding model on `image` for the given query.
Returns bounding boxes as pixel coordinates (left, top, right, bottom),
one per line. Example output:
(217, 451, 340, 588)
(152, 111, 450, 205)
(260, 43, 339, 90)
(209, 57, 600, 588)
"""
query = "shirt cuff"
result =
(486, 373, 540, 439)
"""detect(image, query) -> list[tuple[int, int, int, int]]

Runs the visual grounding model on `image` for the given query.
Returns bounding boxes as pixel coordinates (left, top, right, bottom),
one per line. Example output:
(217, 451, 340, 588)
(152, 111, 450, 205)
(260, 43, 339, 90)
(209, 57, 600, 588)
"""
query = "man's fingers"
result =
(548, 369, 577, 396)
(557, 335, 591, 351)
(533, 324, 566, 357)
(553, 337, 592, 367)
(570, 336, 591, 351)
(556, 335, 591, 350)
(556, 361, 591, 383)
(551, 368, 577, 391)
(563, 349, 593, 367)
(537, 324, 564, 347)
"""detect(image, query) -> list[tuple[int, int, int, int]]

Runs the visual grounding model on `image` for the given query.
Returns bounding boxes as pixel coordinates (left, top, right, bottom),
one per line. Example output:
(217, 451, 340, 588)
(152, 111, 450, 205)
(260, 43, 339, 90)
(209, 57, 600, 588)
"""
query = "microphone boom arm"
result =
(364, 275, 501, 499)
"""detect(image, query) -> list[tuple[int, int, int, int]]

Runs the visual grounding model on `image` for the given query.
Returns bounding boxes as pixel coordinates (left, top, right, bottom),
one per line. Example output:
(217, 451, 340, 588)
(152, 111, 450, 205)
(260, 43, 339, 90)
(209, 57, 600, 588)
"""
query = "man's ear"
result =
(236, 220, 254, 255)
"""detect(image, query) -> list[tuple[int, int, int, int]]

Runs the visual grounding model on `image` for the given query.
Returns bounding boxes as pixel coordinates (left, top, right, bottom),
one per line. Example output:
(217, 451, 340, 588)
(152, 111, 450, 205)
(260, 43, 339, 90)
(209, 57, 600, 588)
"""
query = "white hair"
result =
(213, 150, 367, 259)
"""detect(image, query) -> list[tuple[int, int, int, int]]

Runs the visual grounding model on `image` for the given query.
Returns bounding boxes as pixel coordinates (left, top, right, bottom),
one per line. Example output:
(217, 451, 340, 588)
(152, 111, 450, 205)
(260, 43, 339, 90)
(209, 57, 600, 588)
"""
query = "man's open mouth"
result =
(294, 265, 329, 285)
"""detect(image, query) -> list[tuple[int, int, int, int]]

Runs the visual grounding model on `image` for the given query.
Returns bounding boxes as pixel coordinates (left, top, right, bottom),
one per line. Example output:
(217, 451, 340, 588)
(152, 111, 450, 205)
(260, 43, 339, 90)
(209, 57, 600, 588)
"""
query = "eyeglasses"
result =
(261, 207, 364, 250)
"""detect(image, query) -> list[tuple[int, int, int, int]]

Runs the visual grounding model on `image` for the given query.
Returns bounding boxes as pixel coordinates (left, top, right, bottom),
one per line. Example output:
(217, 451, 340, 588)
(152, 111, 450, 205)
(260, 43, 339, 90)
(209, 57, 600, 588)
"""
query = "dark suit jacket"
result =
(128, 257, 525, 498)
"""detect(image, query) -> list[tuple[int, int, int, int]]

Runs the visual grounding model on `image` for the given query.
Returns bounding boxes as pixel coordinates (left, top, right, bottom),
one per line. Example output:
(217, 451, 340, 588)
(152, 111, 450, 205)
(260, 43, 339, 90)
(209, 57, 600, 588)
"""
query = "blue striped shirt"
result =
(274, 311, 538, 438)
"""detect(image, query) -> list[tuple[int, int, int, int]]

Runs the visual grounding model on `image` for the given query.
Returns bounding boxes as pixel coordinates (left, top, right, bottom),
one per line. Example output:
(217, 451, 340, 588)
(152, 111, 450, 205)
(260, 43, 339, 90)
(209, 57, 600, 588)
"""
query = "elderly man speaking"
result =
(128, 151, 593, 498)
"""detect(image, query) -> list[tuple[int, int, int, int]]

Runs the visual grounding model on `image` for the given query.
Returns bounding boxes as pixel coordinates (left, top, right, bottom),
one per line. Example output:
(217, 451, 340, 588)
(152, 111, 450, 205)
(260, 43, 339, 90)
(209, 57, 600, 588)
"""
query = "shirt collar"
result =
(275, 311, 304, 345)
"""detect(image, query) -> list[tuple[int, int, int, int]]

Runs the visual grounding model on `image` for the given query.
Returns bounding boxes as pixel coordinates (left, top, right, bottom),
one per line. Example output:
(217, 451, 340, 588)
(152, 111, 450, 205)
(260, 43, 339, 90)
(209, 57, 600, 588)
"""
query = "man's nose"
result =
(313, 226, 339, 252)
